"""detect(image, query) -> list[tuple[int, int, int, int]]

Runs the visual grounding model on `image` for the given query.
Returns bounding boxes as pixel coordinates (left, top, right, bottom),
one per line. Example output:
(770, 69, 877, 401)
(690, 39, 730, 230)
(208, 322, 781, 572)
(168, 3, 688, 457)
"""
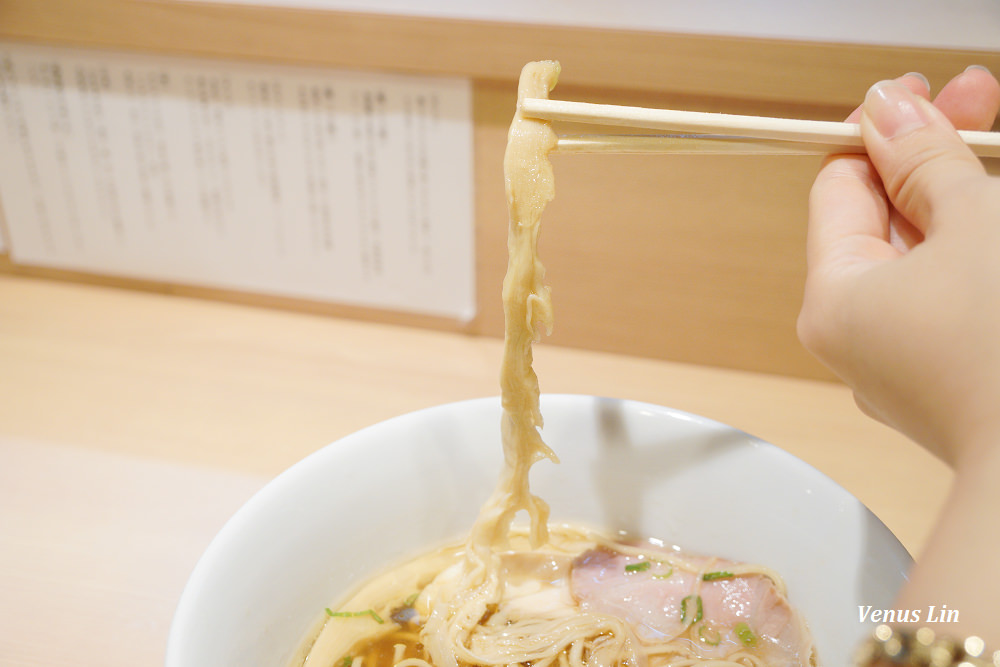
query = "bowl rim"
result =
(166, 393, 912, 666)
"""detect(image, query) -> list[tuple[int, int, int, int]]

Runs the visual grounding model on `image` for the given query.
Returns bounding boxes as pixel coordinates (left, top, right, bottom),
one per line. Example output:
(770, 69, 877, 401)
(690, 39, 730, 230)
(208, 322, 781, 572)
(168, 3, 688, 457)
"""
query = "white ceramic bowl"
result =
(166, 394, 911, 667)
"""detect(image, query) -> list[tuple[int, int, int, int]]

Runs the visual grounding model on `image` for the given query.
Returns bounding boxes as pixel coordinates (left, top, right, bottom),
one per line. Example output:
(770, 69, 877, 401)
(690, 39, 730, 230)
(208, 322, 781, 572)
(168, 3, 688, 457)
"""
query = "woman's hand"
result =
(798, 67, 1000, 467)
(800, 68, 1000, 644)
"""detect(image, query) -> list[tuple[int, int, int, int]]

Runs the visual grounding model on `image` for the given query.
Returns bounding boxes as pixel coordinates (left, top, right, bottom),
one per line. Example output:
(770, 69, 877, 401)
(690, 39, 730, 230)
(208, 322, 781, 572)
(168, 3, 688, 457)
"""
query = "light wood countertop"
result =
(0, 274, 950, 666)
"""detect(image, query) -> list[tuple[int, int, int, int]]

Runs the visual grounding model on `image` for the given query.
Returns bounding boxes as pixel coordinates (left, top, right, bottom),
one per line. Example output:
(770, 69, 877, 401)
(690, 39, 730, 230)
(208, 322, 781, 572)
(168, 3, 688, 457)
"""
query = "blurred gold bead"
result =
(965, 638, 986, 659)
(856, 627, 994, 667)
(885, 636, 906, 660)
(930, 644, 957, 667)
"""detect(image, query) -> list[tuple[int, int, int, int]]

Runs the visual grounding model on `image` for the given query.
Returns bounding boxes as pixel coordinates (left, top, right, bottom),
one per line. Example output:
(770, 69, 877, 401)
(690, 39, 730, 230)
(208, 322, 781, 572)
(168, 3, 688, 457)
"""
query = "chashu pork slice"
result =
(570, 547, 816, 666)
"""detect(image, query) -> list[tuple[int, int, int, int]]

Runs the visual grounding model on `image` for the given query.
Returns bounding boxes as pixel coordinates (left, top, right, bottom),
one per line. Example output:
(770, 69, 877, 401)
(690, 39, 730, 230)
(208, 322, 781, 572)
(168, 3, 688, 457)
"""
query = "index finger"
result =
(805, 74, 931, 274)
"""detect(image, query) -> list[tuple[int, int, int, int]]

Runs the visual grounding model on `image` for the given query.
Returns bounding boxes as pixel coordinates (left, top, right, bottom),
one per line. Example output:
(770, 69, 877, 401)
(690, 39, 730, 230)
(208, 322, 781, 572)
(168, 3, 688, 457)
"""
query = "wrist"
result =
(893, 439, 1000, 646)
(952, 423, 1000, 478)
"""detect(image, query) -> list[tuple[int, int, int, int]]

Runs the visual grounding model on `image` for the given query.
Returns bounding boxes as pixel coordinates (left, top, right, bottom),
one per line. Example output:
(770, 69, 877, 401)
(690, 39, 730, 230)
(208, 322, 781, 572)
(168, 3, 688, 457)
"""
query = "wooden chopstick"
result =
(521, 98, 1000, 159)
(555, 135, 850, 155)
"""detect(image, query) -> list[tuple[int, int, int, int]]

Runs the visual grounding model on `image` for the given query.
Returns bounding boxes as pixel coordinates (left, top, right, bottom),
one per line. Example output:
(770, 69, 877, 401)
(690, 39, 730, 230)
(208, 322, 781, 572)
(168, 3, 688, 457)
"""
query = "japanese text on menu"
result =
(0, 43, 475, 320)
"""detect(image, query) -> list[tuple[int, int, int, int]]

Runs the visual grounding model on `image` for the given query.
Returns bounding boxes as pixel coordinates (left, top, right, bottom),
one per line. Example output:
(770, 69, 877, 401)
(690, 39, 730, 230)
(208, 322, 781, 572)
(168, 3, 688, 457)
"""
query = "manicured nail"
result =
(965, 64, 994, 76)
(864, 80, 930, 140)
(902, 72, 929, 91)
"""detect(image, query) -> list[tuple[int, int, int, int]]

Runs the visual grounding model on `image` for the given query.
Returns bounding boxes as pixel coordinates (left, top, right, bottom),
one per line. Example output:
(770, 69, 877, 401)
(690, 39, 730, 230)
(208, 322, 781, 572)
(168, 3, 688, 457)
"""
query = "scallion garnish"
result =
(625, 561, 651, 573)
(679, 595, 703, 625)
(697, 624, 721, 646)
(652, 565, 674, 579)
(325, 607, 385, 624)
(734, 621, 758, 647)
(702, 571, 734, 581)
(341, 657, 353, 667)
(404, 592, 420, 606)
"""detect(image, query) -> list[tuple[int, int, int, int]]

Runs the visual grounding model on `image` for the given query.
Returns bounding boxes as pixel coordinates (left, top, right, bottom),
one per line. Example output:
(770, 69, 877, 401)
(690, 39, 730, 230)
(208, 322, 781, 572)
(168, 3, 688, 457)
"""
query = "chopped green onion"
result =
(652, 565, 674, 579)
(341, 657, 353, 667)
(734, 622, 758, 647)
(404, 592, 420, 606)
(325, 607, 385, 624)
(702, 571, 735, 581)
(625, 561, 651, 573)
(680, 595, 703, 625)
(697, 624, 722, 646)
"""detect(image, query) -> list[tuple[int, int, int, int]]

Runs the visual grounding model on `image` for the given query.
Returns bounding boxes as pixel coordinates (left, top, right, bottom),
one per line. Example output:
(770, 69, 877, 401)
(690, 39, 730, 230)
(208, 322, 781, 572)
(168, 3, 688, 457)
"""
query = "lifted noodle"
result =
(292, 61, 816, 667)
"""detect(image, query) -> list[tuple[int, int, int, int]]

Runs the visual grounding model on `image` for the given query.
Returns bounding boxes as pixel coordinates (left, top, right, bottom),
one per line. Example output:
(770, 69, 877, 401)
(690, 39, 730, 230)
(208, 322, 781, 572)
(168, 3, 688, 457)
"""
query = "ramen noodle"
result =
(291, 61, 816, 667)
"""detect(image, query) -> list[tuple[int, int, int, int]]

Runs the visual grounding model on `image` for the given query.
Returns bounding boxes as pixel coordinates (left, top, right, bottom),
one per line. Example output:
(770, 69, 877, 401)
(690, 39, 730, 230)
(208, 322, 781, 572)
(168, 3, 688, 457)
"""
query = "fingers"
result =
(807, 73, 935, 271)
(844, 72, 931, 123)
(801, 67, 1000, 433)
(800, 68, 996, 367)
(932, 66, 1000, 131)
(806, 155, 896, 271)
(860, 70, 998, 235)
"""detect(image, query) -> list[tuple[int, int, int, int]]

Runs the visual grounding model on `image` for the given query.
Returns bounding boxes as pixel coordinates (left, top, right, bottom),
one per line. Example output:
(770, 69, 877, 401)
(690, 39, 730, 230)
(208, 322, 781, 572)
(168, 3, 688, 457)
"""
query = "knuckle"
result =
(881, 145, 951, 218)
(880, 143, 986, 227)
(796, 282, 835, 358)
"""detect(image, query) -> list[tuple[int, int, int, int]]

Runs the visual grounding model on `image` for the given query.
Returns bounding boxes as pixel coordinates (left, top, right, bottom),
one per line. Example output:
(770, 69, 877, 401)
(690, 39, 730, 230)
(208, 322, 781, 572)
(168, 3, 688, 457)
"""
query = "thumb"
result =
(861, 79, 987, 234)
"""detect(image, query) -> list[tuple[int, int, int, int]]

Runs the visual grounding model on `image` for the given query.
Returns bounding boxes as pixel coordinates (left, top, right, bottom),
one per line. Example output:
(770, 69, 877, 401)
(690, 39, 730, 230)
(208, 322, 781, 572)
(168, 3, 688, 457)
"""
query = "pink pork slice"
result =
(570, 547, 814, 666)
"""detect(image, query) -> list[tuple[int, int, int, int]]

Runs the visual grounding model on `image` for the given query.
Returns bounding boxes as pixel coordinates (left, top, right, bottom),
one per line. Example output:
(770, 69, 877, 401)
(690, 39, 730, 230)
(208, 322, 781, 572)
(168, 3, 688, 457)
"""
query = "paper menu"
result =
(0, 42, 475, 321)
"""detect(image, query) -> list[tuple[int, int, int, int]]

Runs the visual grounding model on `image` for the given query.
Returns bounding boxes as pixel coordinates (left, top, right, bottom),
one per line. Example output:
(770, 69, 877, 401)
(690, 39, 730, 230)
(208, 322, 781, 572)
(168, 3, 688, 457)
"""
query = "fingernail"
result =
(864, 80, 931, 140)
(903, 71, 930, 91)
(965, 64, 994, 76)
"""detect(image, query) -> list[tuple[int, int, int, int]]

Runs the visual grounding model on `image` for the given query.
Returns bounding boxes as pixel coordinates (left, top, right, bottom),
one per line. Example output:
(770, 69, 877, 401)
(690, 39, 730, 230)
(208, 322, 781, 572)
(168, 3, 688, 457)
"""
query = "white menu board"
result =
(0, 42, 475, 320)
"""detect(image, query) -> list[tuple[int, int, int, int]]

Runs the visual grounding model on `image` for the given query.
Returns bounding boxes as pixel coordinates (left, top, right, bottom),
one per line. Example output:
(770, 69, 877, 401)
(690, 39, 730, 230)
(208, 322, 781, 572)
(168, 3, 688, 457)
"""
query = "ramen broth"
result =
(291, 61, 816, 667)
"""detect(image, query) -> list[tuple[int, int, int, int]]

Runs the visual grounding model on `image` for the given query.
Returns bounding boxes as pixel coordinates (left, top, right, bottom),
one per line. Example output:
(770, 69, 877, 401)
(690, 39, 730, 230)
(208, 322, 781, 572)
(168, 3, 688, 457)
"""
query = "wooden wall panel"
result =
(2, 0, 996, 107)
(2, 0, 998, 380)
(473, 82, 837, 378)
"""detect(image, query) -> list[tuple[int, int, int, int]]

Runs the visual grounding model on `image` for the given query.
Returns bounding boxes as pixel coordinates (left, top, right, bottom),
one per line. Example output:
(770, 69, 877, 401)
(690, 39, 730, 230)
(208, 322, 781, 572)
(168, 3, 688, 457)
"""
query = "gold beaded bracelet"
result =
(854, 625, 999, 667)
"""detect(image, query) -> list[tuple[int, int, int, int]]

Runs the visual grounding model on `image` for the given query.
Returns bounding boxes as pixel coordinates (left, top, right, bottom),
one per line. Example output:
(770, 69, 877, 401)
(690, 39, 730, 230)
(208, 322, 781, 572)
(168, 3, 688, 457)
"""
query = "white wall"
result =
(197, 0, 999, 52)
